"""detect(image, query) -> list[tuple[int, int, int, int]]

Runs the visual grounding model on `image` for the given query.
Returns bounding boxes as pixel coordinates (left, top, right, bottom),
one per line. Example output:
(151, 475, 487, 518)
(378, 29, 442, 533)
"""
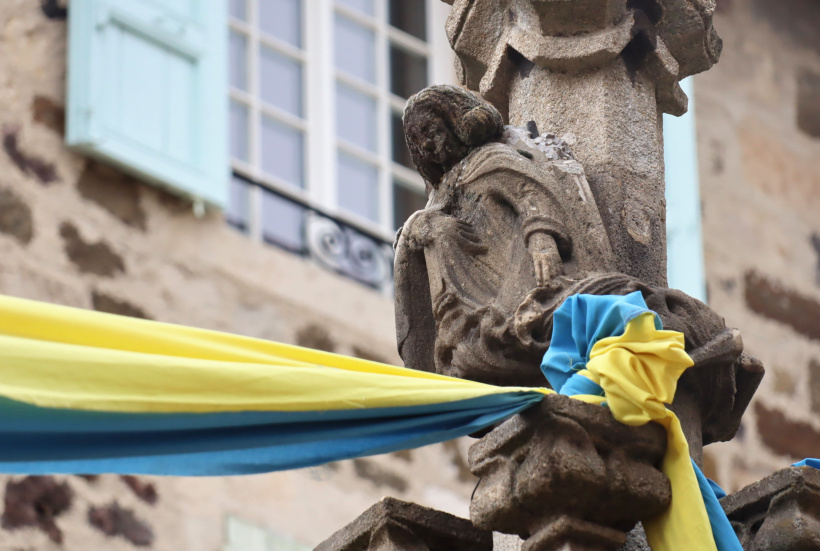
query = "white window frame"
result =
(228, 0, 455, 244)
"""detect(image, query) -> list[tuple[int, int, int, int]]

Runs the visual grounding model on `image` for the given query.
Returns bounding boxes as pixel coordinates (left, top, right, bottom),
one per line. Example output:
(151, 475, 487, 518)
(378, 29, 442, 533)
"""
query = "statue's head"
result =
(403, 85, 504, 191)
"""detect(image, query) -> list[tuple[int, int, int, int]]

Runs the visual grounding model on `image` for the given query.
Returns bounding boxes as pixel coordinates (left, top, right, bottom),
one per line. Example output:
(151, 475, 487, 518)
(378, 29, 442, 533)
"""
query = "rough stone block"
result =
(722, 465, 820, 550)
(314, 497, 492, 551)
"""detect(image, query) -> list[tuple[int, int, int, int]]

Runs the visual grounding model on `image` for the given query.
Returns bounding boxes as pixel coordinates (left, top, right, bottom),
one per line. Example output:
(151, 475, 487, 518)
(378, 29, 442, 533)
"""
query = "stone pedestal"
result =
(469, 394, 671, 551)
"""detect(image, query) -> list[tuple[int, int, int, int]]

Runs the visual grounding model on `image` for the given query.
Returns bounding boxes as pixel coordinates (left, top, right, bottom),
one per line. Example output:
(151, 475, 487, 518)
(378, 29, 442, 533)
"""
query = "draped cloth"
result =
(542, 291, 742, 551)
(0, 294, 549, 475)
(0, 292, 773, 550)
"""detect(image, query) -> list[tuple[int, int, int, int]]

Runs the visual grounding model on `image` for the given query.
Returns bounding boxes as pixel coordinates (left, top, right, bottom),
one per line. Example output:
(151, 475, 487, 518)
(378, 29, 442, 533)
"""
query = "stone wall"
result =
(0, 2, 477, 550)
(696, 0, 820, 491)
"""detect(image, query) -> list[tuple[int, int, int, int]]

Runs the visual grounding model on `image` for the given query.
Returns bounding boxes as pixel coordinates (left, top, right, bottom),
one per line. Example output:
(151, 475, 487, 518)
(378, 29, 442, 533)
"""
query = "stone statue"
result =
(395, 85, 760, 450)
(396, 85, 615, 387)
(318, 1, 820, 549)
(393, 84, 763, 549)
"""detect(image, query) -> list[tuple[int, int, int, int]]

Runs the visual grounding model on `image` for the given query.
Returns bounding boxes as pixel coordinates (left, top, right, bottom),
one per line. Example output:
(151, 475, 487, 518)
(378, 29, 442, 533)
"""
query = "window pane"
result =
(391, 112, 414, 169)
(260, 47, 302, 116)
(230, 101, 249, 161)
(336, 84, 377, 152)
(390, 45, 427, 98)
(260, 0, 301, 48)
(393, 182, 427, 229)
(337, 0, 374, 15)
(334, 15, 375, 83)
(338, 153, 379, 222)
(227, 175, 251, 231)
(229, 31, 248, 91)
(389, 0, 426, 40)
(229, 0, 246, 20)
(261, 189, 306, 251)
(261, 118, 304, 187)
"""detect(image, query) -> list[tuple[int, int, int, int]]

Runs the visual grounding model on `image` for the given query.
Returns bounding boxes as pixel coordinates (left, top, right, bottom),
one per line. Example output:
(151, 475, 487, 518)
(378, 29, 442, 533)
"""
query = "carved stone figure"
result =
(395, 85, 761, 459)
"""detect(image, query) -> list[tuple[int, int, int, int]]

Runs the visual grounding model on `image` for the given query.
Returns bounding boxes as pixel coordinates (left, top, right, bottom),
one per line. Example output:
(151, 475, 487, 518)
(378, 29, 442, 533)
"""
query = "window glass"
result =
(260, 0, 301, 48)
(229, 31, 248, 91)
(389, 0, 426, 40)
(227, 176, 251, 231)
(391, 112, 414, 169)
(261, 189, 306, 251)
(260, 47, 302, 116)
(389, 45, 427, 98)
(337, 0, 374, 16)
(338, 153, 379, 222)
(393, 182, 427, 229)
(334, 14, 376, 83)
(228, 0, 246, 20)
(336, 85, 377, 152)
(230, 101, 249, 162)
(261, 117, 304, 187)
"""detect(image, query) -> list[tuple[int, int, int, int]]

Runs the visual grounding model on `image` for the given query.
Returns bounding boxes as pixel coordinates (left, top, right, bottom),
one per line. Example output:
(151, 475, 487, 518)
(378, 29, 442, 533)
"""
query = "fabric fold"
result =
(0, 294, 549, 475)
(542, 291, 742, 551)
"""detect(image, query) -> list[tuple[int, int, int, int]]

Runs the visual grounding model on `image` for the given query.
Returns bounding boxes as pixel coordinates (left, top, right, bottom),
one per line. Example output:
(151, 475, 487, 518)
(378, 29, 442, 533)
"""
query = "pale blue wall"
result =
(664, 77, 707, 302)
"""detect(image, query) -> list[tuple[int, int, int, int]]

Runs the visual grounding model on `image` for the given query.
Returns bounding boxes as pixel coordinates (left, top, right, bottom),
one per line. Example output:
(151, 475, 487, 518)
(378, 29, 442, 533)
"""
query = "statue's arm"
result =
(393, 215, 438, 372)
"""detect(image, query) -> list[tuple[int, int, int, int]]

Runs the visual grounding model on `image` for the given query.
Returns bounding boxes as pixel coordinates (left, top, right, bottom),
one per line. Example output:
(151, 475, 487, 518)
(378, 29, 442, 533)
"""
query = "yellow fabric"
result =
(585, 313, 716, 551)
(0, 295, 550, 413)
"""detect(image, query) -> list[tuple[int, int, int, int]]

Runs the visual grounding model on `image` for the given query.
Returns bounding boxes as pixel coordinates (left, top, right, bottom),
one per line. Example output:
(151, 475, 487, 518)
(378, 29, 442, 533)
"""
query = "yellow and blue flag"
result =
(0, 294, 548, 476)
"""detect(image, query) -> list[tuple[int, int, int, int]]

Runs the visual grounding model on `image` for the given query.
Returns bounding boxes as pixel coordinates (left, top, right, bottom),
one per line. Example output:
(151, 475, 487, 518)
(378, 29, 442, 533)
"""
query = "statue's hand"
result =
(529, 232, 563, 286)
(403, 209, 487, 254)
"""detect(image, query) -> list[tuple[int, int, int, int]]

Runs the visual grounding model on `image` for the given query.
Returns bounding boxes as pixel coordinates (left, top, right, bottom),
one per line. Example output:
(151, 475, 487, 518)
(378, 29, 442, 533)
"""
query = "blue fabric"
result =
(707, 477, 727, 500)
(793, 458, 820, 469)
(0, 393, 543, 476)
(693, 460, 742, 551)
(541, 291, 660, 394)
(541, 292, 743, 551)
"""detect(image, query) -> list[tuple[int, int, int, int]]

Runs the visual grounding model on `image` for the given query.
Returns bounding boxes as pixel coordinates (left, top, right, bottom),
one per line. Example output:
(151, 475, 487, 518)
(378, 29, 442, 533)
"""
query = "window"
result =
(228, 0, 443, 289)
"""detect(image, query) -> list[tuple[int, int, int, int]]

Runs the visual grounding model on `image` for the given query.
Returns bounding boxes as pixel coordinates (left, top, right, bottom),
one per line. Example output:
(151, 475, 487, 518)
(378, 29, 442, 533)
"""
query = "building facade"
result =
(0, 0, 818, 549)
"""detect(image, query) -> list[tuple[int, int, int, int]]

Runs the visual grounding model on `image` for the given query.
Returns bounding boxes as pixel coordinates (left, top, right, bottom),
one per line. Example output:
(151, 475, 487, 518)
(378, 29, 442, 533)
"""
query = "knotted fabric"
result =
(543, 291, 742, 551)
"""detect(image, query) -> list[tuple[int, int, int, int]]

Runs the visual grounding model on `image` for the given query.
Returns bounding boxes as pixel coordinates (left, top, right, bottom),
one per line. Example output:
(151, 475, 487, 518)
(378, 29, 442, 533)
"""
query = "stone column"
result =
(442, 0, 722, 287)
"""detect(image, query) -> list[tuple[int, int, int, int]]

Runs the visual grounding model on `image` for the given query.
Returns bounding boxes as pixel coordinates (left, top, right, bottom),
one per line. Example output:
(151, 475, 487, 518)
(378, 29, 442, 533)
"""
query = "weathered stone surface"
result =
(88, 502, 154, 547)
(442, 0, 722, 288)
(314, 497, 493, 551)
(2, 476, 73, 544)
(469, 394, 670, 551)
(92, 291, 150, 320)
(396, 85, 761, 452)
(810, 359, 820, 414)
(352, 459, 409, 493)
(722, 466, 820, 550)
(296, 324, 337, 352)
(797, 69, 820, 138)
(744, 270, 820, 342)
(59, 222, 126, 277)
(0, 187, 34, 245)
(119, 476, 158, 505)
(77, 161, 147, 231)
(2, 126, 58, 184)
(30, 95, 65, 136)
(755, 402, 820, 460)
(811, 233, 820, 286)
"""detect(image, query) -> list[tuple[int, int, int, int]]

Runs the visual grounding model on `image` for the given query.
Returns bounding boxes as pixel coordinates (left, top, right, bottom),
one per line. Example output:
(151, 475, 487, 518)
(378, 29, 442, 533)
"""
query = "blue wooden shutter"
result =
(67, 0, 228, 208)
(664, 77, 706, 302)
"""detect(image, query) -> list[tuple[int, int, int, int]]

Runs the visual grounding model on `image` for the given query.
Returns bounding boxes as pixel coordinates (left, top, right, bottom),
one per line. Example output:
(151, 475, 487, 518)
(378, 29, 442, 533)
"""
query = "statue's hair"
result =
(403, 85, 504, 189)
